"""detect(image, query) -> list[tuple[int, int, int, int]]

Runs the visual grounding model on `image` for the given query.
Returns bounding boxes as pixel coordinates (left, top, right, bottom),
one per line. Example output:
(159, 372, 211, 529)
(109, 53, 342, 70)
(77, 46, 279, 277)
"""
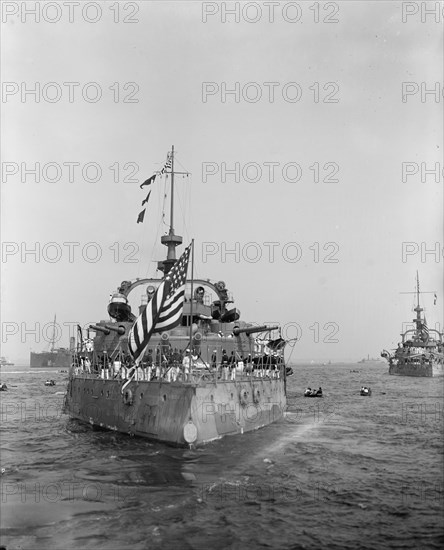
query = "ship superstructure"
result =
(64, 147, 289, 446)
(381, 274, 443, 377)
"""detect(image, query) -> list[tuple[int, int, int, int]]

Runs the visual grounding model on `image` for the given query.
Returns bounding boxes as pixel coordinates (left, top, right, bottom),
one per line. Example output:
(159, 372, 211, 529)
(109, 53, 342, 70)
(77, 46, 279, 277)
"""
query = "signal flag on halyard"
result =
(142, 190, 151, 206)
(128, 243, 192, 364)
(140, 174, 156, 188)
(137, 209, 146, 224)
(160, 152, 172, 174)
(434, 293, 437, 305)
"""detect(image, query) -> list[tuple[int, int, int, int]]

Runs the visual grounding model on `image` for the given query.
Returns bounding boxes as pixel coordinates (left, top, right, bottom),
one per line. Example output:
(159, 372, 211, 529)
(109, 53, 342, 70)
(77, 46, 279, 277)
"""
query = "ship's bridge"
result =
(108, 277, 237, 324)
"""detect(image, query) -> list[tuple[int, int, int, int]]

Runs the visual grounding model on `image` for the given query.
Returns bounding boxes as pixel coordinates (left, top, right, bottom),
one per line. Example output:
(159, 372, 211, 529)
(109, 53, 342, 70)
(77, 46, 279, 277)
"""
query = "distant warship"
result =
(381, 274, 443, 377)
(0, 357, 14, 367)
(30, 316, 74, 368)
(64, 147, 290, 446)
(358, 355, 382, 364)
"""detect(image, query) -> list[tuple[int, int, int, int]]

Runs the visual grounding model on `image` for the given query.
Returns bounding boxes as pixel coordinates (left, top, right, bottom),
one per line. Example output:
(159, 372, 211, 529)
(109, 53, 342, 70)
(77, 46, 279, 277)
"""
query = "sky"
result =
(1, 0, 443, 363)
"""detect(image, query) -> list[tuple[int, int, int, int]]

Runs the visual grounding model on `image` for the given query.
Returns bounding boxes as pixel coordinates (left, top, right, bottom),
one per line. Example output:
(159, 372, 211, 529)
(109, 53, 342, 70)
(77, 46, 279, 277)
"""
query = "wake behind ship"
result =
(381, 274, 443, 377)
(63, 147, 290, 446)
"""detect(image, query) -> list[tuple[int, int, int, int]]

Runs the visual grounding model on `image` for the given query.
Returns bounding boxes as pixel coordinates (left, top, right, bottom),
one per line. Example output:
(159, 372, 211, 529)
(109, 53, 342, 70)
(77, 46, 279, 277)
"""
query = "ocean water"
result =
(1, 363, 443, 550)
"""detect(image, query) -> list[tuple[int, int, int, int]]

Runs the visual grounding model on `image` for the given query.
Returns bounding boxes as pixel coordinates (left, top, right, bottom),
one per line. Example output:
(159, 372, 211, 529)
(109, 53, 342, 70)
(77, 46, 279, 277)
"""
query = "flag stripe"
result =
(128, 246, 191, 364)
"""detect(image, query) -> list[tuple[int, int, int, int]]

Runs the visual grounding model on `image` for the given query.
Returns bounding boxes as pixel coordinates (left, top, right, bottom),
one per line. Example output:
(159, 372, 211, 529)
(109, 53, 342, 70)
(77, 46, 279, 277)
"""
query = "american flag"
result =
(421, 317, 429, 340)
(160, 152, 172, 174)
(128, 243, 191, 364)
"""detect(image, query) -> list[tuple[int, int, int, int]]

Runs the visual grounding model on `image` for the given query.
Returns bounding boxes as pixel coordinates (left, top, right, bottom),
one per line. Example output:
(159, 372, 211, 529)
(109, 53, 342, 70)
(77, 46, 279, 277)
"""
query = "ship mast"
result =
(400, 273, 438, 343)
(413, 271, 423, 334)
(50, 314, 56, 352)
(157, 145, 184, 275)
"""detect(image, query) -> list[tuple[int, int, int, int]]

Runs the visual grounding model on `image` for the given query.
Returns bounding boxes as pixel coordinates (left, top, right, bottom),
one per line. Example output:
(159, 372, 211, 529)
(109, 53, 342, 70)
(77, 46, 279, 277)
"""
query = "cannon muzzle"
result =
(233, 325, 279, 336)
(104, 324, 126, 335)
(89, 324, 110, 335)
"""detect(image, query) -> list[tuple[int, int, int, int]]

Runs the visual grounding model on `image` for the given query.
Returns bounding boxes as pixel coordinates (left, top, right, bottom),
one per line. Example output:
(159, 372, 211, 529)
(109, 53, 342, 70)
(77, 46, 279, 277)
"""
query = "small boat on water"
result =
(360, 387, 371, 396)
(0, 383, 8, 391)
(44, 380, 56, 387)
(304, 387, 323, 398)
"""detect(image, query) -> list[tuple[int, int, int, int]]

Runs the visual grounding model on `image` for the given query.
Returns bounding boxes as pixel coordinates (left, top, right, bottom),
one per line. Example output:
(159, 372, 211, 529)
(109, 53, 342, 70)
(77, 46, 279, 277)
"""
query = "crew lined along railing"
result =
(72, 361, 285, 383)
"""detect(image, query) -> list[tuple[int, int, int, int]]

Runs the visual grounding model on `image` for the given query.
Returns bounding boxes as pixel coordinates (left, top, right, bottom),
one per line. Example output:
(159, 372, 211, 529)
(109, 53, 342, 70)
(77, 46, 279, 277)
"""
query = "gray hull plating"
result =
(64, 372, 286, 446)
(389, 361, 443, 377)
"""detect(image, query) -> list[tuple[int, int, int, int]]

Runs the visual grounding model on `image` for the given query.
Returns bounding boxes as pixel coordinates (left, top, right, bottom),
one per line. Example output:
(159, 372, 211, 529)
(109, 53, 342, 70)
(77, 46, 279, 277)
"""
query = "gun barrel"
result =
(89, 324, 110, 335)
(233, 325, 279, 336)
(104, 324, 126, 335)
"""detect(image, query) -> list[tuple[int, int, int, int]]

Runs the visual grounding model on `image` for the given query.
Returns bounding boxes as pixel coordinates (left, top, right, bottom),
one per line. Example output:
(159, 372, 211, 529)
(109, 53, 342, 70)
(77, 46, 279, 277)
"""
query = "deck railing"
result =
(71, 362, 285, 385)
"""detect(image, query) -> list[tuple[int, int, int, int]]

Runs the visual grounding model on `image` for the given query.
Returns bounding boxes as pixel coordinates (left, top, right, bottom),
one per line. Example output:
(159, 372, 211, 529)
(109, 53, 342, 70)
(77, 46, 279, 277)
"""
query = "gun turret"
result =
(233, 325, 279, 336)
(89, 324, 111, 335)
(104, 324, 126, 336)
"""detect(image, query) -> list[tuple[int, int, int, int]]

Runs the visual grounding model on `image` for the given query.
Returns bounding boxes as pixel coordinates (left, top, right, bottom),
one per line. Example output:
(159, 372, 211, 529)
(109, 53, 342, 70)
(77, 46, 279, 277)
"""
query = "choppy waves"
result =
(1, 364, 442, 549)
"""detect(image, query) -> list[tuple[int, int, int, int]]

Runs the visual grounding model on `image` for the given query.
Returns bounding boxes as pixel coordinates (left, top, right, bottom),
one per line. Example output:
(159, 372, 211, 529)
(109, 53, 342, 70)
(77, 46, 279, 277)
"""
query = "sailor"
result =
(166, 364, 177, 382)
(82, 357, 90, 374)
(172, 348, 181, 364)
(195, 286, 205, 304)
(229, 351, 236, 380)
(145, 349, 154, 380)
(221, 349, 229, 380)
(211, 349, 217, 369)
(182, 349, 191, 381)
(236, 358, 244, 377)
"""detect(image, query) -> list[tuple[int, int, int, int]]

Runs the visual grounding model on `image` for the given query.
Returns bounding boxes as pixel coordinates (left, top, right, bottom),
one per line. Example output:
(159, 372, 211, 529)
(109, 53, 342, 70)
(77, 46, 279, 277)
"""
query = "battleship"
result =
(0, 357, 14, 367)
(358, 355, 382, 364)
(381, 274, 443, 377)
(63, 147, 289, 446)
(30, 316, 74, 368)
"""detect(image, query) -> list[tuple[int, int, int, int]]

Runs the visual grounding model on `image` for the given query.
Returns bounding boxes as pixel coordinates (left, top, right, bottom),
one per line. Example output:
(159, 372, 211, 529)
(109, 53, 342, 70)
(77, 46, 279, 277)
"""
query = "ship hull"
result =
(389, 360, 444, 377)
(30, 351, 71, 368)
(64, 374, 286, 446)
